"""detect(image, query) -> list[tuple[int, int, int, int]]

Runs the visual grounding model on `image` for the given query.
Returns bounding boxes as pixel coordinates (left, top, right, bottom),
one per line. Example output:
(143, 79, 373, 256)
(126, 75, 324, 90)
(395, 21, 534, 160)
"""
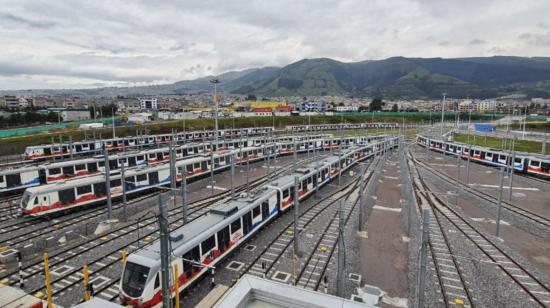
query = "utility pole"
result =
(418, 209, 430, 308)
(169, 143, 177, 206)
(293, 176, 301, 258)
(315, 141, 320, 199)
(181, 167, 187, 225)
(495, 167, 505, 238)
(293, 139, 297, 172)
(246, 158, 250, 192)
(338, 150, 342, 186)
(336, 199, 345, 297)
(158, 194, 172, 308)
(455, 153, 461, 206)
(104, 147, 112, 221)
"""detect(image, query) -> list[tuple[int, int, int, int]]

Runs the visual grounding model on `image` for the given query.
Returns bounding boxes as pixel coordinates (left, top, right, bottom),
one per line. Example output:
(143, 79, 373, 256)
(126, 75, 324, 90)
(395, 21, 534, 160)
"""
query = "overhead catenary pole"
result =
(440, 93, 446, 138)
(121, 162, 127, 222)
(181, 167, 187, 225)
(455, 153, 461, 206)
(210, 78, 221, 146)
(495, 167, 505, 238)
(466, 144, 471, 185)
(104, 147, 112, 221)
(358, 165, 366, 231)
(112, 107, 116, 139)
(158, 194, 172, 308)
(418, 209, 430, 308)
(508, 151, 516, 202)
(230, 154, 235, 198)
(293, 176, 301, 257)
(170, 143, 177, 205)
(315, 141, 320, 199)
(210, 147, 215, 195)
(336, 199, 345, 297)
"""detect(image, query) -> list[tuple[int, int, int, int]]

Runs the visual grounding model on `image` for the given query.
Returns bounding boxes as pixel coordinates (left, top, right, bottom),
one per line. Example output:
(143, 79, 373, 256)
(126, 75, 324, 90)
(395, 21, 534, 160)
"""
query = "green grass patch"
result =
(454, 133, 549, 155)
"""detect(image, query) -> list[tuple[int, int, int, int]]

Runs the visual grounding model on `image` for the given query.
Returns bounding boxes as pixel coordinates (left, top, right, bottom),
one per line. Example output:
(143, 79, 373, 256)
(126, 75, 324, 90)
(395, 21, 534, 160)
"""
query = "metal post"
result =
(338, 151, 342, 186)
(315, 142, 320, 199)
(466, 144, 471, 185)
(104, 147, 112, 221)
(210, 150, 215, 195)
(508, 152, 515, 202)
(293, 176, 300, 257)
(170, 143, 177, 203)
(121, 162, 127, 222)
(336, 199, 345, 297)
(158, 194, 172, 308)
(293, 139, 297, 172)
(17, 252, 23, 287)
(83, 264, 90, 301)
(418, 209, 430, 308)
(181, 167, 187, 225)
(44, 252, 53, 308)
(230, 155, 235, 198)
(542, 133, 547, 158)
(246, 158, 250, 192)
(358, 166, 365, 231)
(440, 93, 446, 138)
(495, 167, 505, 238)
(455, 153, 461, 206)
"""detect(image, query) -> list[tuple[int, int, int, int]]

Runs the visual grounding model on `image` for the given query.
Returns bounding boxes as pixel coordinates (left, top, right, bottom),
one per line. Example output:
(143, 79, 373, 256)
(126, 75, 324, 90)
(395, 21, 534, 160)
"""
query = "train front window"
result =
(122, 262, 150, 297)
(21, 192, 31, 208)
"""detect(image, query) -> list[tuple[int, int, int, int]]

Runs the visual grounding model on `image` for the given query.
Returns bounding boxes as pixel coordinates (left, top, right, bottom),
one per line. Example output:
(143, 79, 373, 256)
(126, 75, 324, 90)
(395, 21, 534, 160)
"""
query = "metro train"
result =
(286, 122, 398, 132)
(1, 135, 382, 194)
(416, 135, 550, 178)
(118, 137, 399, 307)
(23, 127, 274, 160)
(20, 146, 274, 216)
(19, 135, 388, 216)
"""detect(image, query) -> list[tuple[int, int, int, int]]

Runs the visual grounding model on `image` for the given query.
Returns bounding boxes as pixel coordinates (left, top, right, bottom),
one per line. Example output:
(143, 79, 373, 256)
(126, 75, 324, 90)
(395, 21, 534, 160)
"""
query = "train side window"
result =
(154, 274, 160, 289)
(49, 168, 61, 175)
(136, 174, 147, 182)
(282, 189, 289, 198)
(531, 160, 540, 167)
(0, 176, 3, 183)
(110, 179, 121, 187)
(231, 219, 241, 234)
(201, 235, 216, 255)
(75, 164, 86, 171)
(34, 198, 38, 205)
(252, 206, 260, 218)
(137, 155, 144, 161)
(77, 185, 92, 195)
(98, 161, 105, 167)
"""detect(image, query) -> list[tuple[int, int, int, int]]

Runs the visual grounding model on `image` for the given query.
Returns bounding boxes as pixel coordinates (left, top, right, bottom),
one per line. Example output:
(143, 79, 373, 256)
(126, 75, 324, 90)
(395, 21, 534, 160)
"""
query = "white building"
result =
(127, 112, 152, 124)
(138, 97, 158, 110)
(477, 100, 497, 112)
(335, 106, 359, 112)
(61, 109, 91, 122)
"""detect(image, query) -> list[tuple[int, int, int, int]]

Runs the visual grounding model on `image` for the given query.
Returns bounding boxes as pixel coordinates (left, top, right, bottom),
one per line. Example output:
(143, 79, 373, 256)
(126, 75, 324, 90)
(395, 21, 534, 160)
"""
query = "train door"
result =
(261, 200, 269, 220)
(59, 188, 76, 205)
(148, 172, 159, 185)
(44, 147, 52, 156)
(217, 226, 230, 253)
(243, 212, 252, 235)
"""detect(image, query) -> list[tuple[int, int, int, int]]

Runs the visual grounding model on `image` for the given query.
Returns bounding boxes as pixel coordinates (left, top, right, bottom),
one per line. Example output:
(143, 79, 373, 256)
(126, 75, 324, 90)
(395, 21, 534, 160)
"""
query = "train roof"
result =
(0, 165, 40, 175)
(132, 186, 277, 263)
(38, 158, 100, 168)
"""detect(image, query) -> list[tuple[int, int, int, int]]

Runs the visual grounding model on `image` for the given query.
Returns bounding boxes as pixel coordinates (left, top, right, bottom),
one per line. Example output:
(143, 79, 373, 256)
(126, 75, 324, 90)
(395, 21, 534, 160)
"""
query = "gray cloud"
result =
(469, 39, 488, 45)
(0, 0, 549, 90)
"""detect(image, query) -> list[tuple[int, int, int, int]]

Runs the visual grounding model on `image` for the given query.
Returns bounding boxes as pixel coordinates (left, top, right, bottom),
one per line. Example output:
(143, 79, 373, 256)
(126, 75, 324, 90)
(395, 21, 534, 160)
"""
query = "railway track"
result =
(409, 156, 550, 307)
(10, 155, 315, 307)
(409, 150, 550, 229)
(240, 156, 379, 292)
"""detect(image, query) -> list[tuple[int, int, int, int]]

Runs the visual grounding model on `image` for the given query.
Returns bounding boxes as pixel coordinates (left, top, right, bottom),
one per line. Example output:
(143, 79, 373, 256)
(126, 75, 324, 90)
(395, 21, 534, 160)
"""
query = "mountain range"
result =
(4, 56, 550, 99)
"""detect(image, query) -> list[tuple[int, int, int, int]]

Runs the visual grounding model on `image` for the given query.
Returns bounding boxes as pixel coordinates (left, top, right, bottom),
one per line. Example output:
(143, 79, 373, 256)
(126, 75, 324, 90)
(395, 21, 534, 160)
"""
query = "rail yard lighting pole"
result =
(210, 78, 221, 146)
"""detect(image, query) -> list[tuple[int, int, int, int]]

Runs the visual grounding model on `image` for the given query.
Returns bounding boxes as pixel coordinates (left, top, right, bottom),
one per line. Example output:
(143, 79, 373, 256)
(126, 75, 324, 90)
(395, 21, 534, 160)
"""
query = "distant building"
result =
(298, 101, 326, 112)
(477, 100, 497, 112)
(128, 112, 153, 124)
(139, 97, 158, 110)
(117, 100, 141, 113)
(61, 109, 91, 122)
(335, 105, 359, 112)
(3, 96, 20, 109)
(253, 107, 273, 116)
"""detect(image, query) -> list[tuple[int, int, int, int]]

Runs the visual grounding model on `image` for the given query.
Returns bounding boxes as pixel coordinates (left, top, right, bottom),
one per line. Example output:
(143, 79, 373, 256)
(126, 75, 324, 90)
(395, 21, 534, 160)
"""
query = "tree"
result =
(391, 103, 398, 112)
(369, 98, 383, 112)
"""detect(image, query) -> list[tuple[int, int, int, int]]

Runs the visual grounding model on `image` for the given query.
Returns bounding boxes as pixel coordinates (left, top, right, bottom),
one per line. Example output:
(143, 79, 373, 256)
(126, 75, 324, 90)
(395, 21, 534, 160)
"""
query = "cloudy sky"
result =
(1, 0, 549, 90)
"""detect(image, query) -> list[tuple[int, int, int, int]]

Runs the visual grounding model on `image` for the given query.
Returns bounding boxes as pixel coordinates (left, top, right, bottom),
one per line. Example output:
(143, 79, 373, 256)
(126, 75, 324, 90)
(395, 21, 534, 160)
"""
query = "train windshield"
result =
(21, 192, 31, 209)
(122, 262, 150, 297)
